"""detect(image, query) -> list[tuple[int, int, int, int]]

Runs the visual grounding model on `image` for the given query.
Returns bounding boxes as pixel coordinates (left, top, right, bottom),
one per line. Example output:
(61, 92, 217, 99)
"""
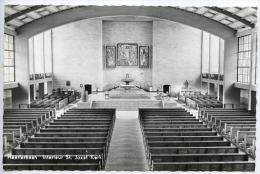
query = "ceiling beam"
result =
(206, 7, 255, 28)
(5, 5, 46, 23)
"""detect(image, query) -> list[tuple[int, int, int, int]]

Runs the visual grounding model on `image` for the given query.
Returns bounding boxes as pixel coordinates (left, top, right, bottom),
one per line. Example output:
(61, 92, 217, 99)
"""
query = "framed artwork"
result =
(117, 43, 138, 66)
(66, 80, 70, 86)
(106, 46, 116, 68)
(139, 46, 149, 68)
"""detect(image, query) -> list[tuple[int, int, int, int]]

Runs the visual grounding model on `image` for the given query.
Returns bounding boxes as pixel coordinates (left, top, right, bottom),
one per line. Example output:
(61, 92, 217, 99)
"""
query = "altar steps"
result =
(92, 101, 163, 111)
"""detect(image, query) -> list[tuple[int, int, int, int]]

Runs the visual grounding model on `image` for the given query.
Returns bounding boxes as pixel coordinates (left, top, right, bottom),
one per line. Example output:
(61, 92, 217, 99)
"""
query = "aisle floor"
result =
(105, 111, 149, 171)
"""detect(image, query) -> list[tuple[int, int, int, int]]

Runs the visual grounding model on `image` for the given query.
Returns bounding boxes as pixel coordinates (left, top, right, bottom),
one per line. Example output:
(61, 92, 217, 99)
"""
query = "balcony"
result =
(35, 73, 44, 80)
(210, 74, 219, 80)
(202, 73, 209, 79)
(45, 72, 52, 78)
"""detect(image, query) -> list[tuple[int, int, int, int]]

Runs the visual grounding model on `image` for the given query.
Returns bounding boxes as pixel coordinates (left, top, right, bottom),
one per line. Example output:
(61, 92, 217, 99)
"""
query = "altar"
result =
(120, 85, 135, 92)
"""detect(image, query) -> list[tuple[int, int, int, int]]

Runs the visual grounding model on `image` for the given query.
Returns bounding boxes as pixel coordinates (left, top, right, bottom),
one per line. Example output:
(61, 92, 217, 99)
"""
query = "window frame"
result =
(4, 34, 15, 83)
(237, 34, 251, 83)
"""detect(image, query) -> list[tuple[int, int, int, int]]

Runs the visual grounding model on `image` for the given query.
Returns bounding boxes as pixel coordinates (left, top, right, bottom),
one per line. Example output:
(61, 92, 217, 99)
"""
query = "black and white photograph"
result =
(0, 0, 259, 173)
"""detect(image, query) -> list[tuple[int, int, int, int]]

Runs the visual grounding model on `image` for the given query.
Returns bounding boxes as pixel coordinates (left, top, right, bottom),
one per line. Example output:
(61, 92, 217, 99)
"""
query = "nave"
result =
(2, 98, 256, 172)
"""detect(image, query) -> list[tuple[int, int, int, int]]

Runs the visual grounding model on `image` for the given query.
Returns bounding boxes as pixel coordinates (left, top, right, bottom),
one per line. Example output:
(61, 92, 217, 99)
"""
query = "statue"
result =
(80, 84, 88, 102)
(182, 80, 189, 89)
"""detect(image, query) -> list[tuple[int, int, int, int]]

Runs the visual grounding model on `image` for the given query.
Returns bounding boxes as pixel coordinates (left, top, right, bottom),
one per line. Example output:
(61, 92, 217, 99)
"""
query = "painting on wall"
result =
(106, 46, 116, 68)
(117, 43, 138, 66)
(139, 46, 149, 68)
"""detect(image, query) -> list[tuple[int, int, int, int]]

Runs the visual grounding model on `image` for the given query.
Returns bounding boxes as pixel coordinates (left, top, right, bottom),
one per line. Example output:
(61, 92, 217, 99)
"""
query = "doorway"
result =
(85, 84, 92, 95)
(163, 85, 171, 94)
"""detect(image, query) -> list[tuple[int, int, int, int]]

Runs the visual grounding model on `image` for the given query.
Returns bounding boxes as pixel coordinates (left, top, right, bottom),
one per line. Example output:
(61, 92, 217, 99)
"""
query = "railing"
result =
(202, 73, 209, 78)
(45, 72, 52, 78)
(29, 74, 34, 80)
(35, 73, 45, 80)
(222, 103, 235, 108)
(202, 73, 224, 81)
(210, 74, 219, 80)
(19, 104, 30, 108)
(219, 74, 224, 81)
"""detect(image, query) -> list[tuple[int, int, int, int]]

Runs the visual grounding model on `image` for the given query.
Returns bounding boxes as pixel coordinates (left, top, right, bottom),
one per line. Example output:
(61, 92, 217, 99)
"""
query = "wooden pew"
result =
(49, 122, 111, 125)
(152, 161, 255, 171)
(145, 131, 217, 137)
(3, 116, 44, 126)
(243, 135, 256, 149)
(3, 163, 101, 171)
(205, 113, 255, 122)
(3, 155, 103, 169)
(3, 125, 28, 134)
(62, 113, 113, 116)
(44, 125, 111, 129)
(3, 128, 22, 140)
(143, 124, 207, 129)
(4, 118, 39, 128)
(12, 147, 105, 155)
(28, 137, 108, 142)
(4, 111, 50, 120)
(224, 124, 256, 134)
(151, 153, 248, 163)
(219, 121, 256, 133)
(20, 142, 106, 148)
(199, 108, 247, 117)
(147, 136, 223, 141)
(40, 128, 110, 132)
(141, 116, 196, 119)
(34, 132, 109, 137)
(3, 132, 15, 144)
(3, 136, 8, 152)
(230, 128, 256, 140)
(54, 119, 113, 123)
(4, 108, 56, 119)
(3, 155, 102, 164)
(140, 113, 193, 116)
(236, 131, 256, 143)
(57, 116, 113, 120)
(149, 146, 239, 154)
(144, 128, 212, 132)
(213, 116, 256, 126)
(142, 121, 201, 125)
(142, 118, 200, 122)
(148, 141, 230, 147)
(4, 122, 34, 130)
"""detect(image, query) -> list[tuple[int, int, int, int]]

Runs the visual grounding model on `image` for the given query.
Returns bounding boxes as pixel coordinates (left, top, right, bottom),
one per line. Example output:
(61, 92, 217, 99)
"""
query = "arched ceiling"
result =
(4, 5, 258, 38)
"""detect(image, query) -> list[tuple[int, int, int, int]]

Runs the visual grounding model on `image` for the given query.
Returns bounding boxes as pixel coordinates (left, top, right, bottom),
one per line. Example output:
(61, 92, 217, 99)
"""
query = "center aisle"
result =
(105, 111, 149, 171)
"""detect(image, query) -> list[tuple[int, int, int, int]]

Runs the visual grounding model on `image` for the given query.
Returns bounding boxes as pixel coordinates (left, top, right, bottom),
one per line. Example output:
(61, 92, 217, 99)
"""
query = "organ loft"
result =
(1, 2, 259, 173)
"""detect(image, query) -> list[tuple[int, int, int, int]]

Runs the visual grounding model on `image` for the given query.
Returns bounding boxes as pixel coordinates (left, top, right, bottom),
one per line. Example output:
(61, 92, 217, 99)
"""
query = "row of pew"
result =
(178, 92, 223, 109)
(30, 92, 76, 109)
(3, 108, 55, 153)
(3, 108, 115, 171)
(199, 108, 256, 158)
(139, 108, 255, 171)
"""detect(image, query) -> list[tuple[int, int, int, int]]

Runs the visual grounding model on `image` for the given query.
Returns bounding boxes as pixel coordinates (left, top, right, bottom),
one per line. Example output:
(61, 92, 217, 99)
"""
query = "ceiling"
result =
(4, 5, 258, 32)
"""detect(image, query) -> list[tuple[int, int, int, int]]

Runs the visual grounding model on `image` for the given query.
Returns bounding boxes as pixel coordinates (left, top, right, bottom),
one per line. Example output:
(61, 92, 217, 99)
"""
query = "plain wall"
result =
(224, 37, 240, 105)
(52, 19, 103, 91)
(153, 20, 202, 93)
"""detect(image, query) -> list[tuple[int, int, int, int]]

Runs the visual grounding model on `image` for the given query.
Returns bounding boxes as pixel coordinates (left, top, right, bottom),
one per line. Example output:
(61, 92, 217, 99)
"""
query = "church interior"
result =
(1, 4, 259, 172)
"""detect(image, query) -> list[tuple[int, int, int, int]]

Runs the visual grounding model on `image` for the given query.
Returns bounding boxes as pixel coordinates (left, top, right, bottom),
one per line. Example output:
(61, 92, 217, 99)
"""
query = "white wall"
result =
(52, 19, 103, 91)
(153, 20, 202, 93)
